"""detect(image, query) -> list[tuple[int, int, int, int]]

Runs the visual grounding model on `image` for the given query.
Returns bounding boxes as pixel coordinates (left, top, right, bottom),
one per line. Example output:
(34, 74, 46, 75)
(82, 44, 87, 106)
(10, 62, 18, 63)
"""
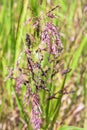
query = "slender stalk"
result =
(14, 0, 29, 66)
(48, 73, 67, 130)
(13, 0, 29, 121)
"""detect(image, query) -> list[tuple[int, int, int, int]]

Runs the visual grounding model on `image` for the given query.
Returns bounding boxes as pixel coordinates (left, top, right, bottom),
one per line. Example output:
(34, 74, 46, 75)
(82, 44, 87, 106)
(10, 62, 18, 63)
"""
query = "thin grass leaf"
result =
(66, 35, 87, 81)
(14, 0, 29, 66)
(59, 125, 84, 130)
(84, 72, 87, 130)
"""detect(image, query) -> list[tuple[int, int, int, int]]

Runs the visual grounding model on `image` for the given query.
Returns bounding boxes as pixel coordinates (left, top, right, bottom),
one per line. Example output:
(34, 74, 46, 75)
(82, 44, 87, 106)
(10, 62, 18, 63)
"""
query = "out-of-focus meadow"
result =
(0, 0, 87, 130)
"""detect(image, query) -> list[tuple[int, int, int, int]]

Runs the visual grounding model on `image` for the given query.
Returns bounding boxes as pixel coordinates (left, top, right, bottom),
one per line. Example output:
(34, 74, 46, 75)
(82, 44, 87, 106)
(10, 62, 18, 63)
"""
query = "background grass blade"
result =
(66, 35, 87, 81)
(59, 125, 84, 130)
(14, 0, 29, 66)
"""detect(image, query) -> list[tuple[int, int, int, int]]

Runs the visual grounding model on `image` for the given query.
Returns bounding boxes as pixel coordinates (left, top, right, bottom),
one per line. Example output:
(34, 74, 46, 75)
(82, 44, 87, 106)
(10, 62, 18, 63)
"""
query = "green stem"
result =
(49, 74, 67, 130)
(14, 0, 29, 66)
(13, 0, 29, 122)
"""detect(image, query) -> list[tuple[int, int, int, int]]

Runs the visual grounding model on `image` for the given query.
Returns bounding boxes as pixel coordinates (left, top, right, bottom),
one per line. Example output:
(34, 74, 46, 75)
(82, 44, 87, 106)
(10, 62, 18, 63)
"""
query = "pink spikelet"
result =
(41, 22, 63, 55)
(30, 94, 42, 130)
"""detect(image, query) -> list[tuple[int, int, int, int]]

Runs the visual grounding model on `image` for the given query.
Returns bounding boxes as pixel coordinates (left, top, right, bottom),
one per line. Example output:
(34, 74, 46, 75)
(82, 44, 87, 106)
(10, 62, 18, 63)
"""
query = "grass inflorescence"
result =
(0, 0, 87, 130)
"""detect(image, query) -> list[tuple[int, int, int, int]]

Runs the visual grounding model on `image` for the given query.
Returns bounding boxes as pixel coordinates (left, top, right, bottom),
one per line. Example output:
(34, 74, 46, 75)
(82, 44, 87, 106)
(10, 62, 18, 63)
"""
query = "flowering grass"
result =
(0, 0, 87, 130)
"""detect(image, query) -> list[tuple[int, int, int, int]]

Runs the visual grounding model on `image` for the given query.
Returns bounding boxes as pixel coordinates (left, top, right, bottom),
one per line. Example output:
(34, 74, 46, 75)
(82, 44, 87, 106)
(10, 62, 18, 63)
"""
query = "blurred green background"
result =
(0, 0, 87, 130)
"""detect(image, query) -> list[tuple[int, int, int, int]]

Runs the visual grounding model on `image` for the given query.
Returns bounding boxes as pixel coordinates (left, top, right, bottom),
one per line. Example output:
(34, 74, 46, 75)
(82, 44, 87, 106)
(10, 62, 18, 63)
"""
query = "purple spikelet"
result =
(41, 22, 63, 55)
(30, 94, 42, 130)
(15, 69, 26, 94)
